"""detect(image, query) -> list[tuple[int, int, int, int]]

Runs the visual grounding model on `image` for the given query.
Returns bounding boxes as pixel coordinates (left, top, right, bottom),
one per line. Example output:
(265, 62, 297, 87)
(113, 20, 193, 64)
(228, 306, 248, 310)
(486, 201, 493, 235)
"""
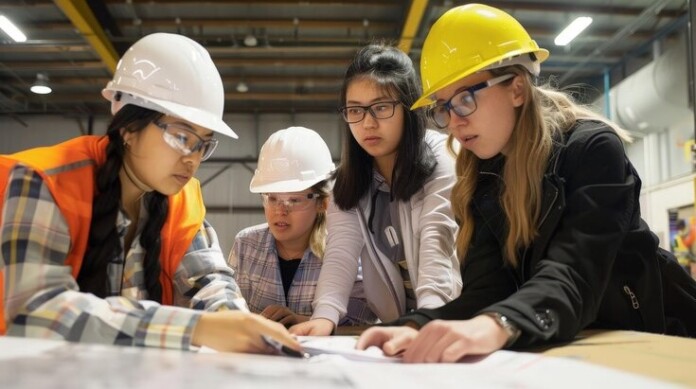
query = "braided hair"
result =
(77, 104, 169, 302)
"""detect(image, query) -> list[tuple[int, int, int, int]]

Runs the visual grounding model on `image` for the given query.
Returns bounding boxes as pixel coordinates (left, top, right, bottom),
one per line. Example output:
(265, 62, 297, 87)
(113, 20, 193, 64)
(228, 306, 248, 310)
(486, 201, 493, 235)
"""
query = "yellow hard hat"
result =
(412, 3, 549, 109)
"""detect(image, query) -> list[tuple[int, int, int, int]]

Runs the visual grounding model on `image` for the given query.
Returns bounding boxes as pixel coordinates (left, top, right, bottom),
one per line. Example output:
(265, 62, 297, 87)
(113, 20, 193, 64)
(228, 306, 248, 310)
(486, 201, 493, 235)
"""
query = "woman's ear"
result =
(317, 197, 329, 212)
(120, 128, 132, 147)
(510, 75, 526, 108)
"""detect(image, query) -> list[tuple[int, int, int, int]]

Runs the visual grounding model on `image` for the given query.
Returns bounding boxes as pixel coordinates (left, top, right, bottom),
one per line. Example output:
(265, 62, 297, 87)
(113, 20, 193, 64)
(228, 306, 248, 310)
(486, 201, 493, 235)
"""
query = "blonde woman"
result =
(358, 4, 696, 362)
(229, 127, 374, 327)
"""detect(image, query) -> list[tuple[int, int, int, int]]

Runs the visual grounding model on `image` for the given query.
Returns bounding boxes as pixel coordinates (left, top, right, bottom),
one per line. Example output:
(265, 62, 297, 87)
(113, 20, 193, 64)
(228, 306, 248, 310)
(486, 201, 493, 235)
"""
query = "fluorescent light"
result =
(554, 16, 592, 46)
(0, 15, 27, 42)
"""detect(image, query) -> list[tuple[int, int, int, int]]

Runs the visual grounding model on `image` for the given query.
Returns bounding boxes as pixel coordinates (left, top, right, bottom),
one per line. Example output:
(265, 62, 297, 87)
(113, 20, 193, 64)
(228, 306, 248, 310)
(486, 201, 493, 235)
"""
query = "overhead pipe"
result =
(609, 33, 691, 133)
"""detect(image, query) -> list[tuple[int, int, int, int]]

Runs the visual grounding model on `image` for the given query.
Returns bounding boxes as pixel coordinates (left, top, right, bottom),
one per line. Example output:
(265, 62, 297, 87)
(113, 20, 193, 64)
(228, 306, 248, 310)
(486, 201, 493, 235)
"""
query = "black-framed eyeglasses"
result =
(338, 101, 400, 123)
(261, 192, 319, 212)
(426, 74, 515, 129)
(155, 121, 219, 161)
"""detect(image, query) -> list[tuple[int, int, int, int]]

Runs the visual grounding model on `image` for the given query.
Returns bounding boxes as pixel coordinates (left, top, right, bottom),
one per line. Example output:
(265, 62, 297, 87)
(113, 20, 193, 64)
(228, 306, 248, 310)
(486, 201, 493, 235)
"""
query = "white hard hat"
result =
(102, 33, 237, 139)
(250, 126, 335, 193)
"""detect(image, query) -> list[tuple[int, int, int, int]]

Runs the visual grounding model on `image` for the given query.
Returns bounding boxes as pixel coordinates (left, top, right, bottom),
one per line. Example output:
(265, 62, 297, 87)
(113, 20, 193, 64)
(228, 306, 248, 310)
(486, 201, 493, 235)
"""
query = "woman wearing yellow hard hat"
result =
(357, 3, 696, 362)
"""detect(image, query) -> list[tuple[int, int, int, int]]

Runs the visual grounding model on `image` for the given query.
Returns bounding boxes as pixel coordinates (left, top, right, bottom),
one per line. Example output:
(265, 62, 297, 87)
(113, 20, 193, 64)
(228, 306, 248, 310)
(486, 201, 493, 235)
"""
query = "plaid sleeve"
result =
(173, 220, 249, 313)
(2, 164, 202, 350)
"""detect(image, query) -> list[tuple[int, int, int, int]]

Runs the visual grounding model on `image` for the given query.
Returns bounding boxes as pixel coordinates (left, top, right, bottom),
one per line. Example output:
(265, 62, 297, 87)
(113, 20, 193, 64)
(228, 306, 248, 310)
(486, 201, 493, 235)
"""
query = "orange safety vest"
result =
(0, 136, 205, 335)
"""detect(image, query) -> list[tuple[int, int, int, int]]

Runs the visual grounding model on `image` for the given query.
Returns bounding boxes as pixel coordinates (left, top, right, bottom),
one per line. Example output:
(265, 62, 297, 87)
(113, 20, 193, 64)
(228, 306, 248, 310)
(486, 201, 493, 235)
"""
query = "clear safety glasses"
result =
(155, 121, 219, 161)
(261, 193, 319, 212)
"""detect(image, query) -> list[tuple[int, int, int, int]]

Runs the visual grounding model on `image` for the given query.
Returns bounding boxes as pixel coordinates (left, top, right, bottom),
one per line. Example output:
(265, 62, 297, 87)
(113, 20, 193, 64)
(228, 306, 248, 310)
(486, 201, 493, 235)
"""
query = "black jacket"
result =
(393, 120, 696, 347)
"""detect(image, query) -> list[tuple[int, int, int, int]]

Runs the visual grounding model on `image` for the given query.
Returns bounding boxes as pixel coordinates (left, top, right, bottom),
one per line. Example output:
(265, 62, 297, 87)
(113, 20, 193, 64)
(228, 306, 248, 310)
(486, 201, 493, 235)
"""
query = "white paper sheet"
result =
(0, 336, 685, 389)
(298, 336, 401, 362)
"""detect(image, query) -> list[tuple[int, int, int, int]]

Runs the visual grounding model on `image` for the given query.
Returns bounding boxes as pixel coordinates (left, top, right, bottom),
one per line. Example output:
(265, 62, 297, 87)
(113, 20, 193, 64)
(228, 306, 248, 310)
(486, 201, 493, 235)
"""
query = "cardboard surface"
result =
(539, 330, 696, 387)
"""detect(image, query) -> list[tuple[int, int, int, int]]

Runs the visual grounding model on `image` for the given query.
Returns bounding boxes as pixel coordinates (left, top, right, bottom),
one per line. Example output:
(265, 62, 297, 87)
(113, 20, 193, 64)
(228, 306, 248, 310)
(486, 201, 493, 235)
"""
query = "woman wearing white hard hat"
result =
(357, 4, 696, 362)
(290, 43, 461, 336)
(229, 127, 376, 327)
(0, 33, 299, 354)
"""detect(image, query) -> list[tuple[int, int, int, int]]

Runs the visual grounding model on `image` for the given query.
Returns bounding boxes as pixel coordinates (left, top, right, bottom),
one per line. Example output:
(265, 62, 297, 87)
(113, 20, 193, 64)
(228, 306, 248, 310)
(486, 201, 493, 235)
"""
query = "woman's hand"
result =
(191, 311, 300, 354)
(260, 305, 309, 328)
(288, 318, 335, 336)
(356, 326, 419, 356)
(397, 315, 510, 363)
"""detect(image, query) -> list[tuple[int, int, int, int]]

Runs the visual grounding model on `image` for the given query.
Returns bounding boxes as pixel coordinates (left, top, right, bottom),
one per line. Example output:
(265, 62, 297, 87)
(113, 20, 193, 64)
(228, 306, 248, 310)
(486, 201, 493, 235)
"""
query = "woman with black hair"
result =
(0, 33, 299, 354)
(290, 44, 461, 336)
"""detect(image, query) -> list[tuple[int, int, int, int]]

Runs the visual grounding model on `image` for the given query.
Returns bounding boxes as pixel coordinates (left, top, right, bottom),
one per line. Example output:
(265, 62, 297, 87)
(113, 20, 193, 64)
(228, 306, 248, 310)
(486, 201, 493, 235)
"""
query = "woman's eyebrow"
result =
(346, 96, 394, 105)
(168, 120, 214, 139)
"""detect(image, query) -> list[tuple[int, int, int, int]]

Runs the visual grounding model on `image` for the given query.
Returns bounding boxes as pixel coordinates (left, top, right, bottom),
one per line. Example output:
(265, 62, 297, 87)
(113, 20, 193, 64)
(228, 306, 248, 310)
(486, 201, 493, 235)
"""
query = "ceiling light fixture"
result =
(0, 15, 27, 42)
(554, 16, 593, 46)
(30, 73, 52, 95)
(236, 81, 249, 93)
(243, 34, 258, 47)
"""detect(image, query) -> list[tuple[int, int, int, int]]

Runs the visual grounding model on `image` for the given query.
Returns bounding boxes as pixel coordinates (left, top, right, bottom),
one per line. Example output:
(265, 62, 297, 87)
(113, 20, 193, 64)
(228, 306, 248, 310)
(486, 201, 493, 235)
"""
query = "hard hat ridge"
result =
(249, 126, 335, 193)
(102, 32, 238, 139)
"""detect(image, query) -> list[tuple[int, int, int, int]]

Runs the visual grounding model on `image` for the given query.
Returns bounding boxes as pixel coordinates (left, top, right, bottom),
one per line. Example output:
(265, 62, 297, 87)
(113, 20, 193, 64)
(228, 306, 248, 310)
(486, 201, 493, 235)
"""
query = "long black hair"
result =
(333, 43, 436, 210)
(77, 104, 169, 302)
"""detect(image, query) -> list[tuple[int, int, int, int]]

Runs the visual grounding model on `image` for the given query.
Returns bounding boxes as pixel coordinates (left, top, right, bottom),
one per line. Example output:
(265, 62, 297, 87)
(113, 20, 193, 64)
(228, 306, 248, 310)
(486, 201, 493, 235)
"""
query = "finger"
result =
(260, 305, 282, 319)
(381, 329, 416, 356)
(423, 332, 462, 363)
(268, 310, 291, 322)
(288, 322, 309, 336)
(308, 320, 334, 336)
(356, 327, 392, 350)
(404, 322, 445, 363)
(440, 340, 470, 363)
(278, 315, 296, 327)
(264, 324, 301, 350)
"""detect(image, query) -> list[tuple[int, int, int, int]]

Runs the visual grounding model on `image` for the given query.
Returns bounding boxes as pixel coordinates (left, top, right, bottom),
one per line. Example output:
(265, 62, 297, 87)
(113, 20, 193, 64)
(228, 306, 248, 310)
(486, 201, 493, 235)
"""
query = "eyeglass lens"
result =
(159, 122, 218, 161)
(427, 74, 515, 129)
(262, 193, 317, 211)
(340, 101, 398, 123)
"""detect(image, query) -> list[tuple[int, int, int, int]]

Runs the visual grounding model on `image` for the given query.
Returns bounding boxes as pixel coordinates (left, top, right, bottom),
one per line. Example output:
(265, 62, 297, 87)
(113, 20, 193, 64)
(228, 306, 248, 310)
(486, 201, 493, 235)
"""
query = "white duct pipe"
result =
(610, 34, 692, 133)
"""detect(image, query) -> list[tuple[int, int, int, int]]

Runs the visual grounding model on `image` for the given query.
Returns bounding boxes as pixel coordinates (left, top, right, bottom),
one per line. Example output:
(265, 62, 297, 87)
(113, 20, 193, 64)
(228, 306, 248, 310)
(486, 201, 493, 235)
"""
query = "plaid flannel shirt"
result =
(228, 224, 376, 325)
(1, 164, 248, 350)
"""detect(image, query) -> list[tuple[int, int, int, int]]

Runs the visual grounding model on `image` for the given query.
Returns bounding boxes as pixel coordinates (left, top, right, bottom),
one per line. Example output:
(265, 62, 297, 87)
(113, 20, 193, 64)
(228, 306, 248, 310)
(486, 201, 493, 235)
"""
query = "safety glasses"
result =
(155, 121, 219, 161)
(338, 101, 401, 123)
(426, 74, 515, 129)
(261, 193, 319, 212)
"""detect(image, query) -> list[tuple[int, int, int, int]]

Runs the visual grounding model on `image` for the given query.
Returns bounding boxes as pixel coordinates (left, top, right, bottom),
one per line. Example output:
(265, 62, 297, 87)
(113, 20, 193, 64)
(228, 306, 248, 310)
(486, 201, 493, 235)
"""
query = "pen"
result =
(261, 335, 309, 359)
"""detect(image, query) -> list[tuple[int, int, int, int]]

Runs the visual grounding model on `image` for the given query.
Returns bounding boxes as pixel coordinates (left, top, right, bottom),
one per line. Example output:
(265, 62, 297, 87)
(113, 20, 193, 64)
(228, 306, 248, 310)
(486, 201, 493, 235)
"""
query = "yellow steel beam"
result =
(53, 0, 118, 74)
(398, 0, 429, 54)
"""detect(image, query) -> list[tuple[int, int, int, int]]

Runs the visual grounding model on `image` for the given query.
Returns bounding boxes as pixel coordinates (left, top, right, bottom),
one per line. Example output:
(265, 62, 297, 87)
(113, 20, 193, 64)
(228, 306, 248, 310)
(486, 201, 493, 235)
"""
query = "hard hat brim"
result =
(102, 86, 239, 139)
(411, 48, 549, 110)
(249, 176, 330, 194)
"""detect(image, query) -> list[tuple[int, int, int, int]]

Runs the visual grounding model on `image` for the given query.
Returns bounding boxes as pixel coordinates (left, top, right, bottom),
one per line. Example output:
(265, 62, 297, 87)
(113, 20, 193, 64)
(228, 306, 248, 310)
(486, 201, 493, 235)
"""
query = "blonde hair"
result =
(308, 179, 332, 259)
(448, 65, 632, 267)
